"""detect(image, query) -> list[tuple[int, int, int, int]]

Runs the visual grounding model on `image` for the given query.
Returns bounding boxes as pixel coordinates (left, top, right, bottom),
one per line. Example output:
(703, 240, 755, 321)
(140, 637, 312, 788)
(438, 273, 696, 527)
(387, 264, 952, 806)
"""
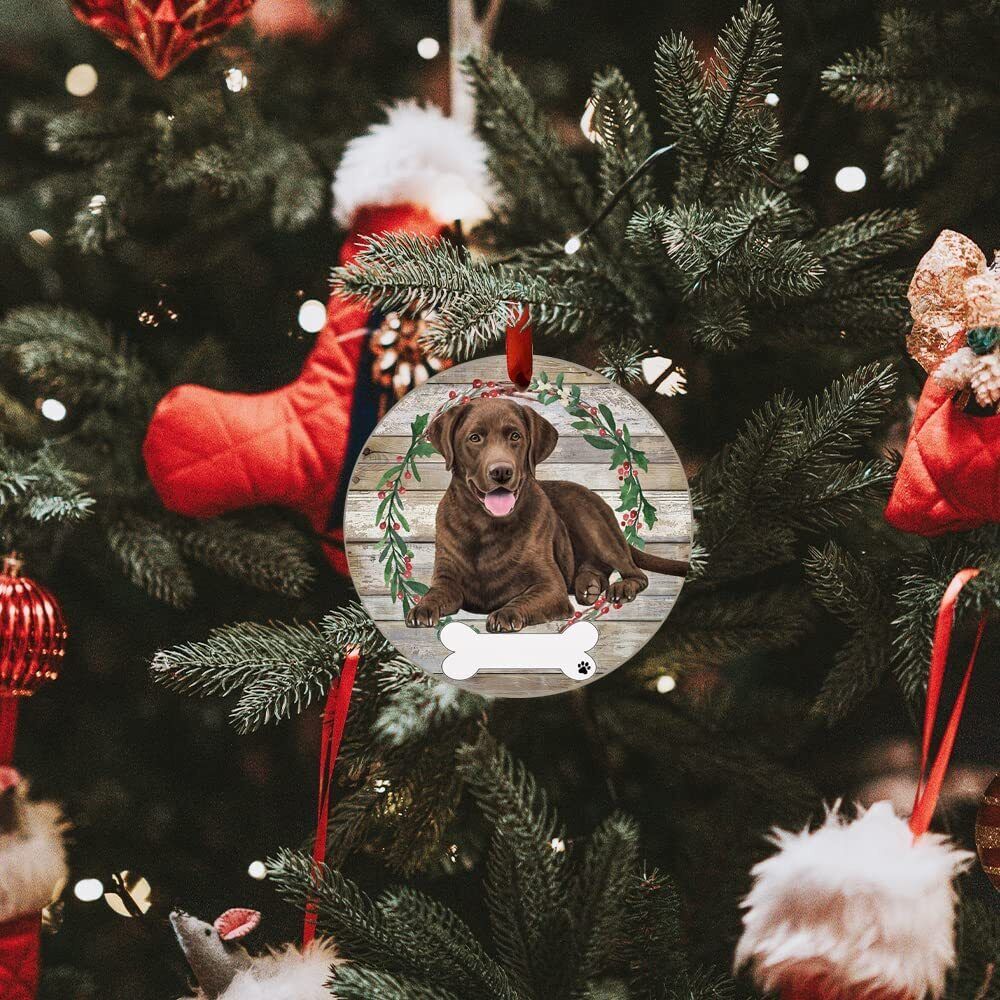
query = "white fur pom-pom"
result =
(0, 795, 68, 923)
(735, 801, 972, 1000)
(332, 101, 496, 228)
(932, 346, 978, 392)
(182, 938, 339, 1000)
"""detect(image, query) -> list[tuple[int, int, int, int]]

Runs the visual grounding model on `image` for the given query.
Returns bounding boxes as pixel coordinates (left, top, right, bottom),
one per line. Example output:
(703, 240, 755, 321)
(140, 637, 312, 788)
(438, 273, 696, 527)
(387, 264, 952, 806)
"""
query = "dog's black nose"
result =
(487, 463, 514, 485)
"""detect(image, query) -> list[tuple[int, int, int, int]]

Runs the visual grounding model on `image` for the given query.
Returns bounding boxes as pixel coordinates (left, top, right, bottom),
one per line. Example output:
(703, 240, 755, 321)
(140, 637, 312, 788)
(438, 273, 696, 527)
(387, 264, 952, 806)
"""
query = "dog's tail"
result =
(630, 547, 688, 577)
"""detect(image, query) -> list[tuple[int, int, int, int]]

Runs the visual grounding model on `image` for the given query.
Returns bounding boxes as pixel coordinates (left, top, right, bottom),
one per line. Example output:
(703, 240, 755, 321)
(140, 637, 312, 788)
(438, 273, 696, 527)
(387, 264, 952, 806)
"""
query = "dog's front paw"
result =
(607, 576, 646, 604)
(486, 607, 526, 633)
(407, 600, 443, 628)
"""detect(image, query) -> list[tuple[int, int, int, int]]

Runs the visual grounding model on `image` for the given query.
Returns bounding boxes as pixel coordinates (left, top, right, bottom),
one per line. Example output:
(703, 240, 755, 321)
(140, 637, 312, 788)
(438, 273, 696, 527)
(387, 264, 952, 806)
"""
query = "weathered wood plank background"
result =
(346, 356, 692, 697)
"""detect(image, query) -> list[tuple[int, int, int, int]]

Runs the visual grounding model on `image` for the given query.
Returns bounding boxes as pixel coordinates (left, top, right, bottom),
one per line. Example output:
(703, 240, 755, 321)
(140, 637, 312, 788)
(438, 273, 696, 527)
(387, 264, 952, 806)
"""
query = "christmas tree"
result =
(0, 1, 998, 998)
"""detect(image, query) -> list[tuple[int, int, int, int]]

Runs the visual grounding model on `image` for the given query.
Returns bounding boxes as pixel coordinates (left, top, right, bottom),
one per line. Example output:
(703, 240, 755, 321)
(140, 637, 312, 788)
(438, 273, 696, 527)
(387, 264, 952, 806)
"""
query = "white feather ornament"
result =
(180, 938, 340, 1000)
(735, 801, 972, 1000)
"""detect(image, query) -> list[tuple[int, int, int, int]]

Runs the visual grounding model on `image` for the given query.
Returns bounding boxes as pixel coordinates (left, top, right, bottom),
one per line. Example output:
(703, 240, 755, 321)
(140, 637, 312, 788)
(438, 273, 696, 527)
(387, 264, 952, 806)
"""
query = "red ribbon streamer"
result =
(909, 568, 987, 839)
(302, 647, 360, 947)
(506, 312, 533, 388)
(0, 697, 18, 767)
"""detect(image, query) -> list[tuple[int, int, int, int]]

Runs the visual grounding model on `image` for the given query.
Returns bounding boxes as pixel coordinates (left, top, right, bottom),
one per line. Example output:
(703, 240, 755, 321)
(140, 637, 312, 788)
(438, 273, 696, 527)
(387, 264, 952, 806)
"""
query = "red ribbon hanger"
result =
(0, 697, 17, 766)
(909, 568, 988, 839)
(506, 312, 533, 389)
(302, 647, 360, 947)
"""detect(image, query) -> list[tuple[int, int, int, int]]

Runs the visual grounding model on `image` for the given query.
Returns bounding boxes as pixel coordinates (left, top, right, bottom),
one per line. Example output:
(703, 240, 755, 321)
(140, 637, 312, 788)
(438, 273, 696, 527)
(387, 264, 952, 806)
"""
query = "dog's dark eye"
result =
(509, 431, 521, 442)
(468, 433, 482, 443)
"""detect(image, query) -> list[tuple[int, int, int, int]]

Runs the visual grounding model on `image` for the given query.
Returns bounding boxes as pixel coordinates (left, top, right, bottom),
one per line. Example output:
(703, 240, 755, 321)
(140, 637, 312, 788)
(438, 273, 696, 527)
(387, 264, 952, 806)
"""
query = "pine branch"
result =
(0, 306, 153, 408)
(329, 967, 461, 1000)
(464, 49, 597, 235)
(150, 619, 334, 706)
(170, 514, 316, 598)
(0, 443, 94, 526)
(575, 813, 641, 982)
(456, 734, 571, 999)
(107, 513, 195, 609)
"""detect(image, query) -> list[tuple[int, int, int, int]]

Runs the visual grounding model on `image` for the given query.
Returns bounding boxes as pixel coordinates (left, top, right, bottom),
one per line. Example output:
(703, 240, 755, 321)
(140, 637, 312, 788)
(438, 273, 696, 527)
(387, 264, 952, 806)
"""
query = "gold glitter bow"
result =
(908, 229, 1000, 372)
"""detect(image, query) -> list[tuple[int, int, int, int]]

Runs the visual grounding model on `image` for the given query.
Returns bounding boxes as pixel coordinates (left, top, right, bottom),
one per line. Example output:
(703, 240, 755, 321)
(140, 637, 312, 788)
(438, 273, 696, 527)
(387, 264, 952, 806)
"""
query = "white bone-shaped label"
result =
(438, 620, 599, 682)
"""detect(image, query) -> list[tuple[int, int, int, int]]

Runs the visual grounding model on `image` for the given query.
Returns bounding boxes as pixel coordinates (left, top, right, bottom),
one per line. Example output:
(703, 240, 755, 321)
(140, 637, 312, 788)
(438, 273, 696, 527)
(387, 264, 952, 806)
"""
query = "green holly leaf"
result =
(376, 494, 392, 521)
(642, 498, 657, 530)
(412, 441, 437, 458)
(584, 435, 617, 449)
(572, 420, 595, 431)
(632, 449, 649, 473)
(622, 423, 632, 446)
(598, 403, 616, 431)
(555, 372, 565, 388)
(376, 465, 401, 489)
(409, 580, 429, 595)
(397, 511, 410, 532)
(412, 413, 429, 436)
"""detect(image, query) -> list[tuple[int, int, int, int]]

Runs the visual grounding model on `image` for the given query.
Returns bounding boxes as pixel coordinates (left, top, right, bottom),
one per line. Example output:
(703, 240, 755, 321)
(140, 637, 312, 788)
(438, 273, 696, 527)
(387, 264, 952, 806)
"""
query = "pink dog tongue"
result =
(484, 489, 516, 516)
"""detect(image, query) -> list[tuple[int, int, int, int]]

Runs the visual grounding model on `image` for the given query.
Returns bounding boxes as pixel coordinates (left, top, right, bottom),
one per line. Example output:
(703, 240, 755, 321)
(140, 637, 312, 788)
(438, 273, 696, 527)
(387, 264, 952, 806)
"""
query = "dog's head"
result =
(428, 397, 558, 518)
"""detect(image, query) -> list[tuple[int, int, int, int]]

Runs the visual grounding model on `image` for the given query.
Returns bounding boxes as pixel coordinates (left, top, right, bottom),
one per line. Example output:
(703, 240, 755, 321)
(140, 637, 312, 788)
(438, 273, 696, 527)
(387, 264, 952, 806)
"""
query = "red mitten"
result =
(0, 772, 67, 1000)
(885, 375, 1000, 537)
(143, 103, 496, 573)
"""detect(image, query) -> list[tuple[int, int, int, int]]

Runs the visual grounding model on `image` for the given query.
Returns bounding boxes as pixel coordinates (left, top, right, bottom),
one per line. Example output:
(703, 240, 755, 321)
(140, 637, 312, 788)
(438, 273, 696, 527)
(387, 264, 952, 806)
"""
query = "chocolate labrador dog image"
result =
(405, 396, 688, 633)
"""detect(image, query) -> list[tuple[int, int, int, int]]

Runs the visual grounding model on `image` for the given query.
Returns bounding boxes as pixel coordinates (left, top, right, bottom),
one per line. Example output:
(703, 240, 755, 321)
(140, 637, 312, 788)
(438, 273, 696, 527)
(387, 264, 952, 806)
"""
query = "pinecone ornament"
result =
(369, 312, 451, 418)
(970, 351, 1000, 408)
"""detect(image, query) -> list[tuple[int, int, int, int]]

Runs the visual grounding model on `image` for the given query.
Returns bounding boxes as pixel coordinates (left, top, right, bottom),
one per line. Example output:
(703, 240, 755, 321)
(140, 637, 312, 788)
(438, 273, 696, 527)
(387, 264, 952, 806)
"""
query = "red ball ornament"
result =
(0, 555, 66, 697)
(69, 0, 257, 79)
(0, 554, 67, 765)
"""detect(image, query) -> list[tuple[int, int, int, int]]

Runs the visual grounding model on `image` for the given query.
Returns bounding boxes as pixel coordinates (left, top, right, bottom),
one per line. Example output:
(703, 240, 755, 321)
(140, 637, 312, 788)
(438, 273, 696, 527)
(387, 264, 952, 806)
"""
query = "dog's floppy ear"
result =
(428, 405, 466, 471)
(523, 406, 559, 472)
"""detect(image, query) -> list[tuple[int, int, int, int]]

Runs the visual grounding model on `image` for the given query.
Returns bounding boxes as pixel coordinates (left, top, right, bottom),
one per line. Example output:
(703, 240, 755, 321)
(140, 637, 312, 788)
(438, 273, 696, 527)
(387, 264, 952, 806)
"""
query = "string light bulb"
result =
(835, 165, 867, 192)
(298, 299, 327, 333)
(564, 235, 582, 255)
(764, 91, 779, 106)
(40, 399, 67, 422)
(224, 67, 249, 93)
(550, 837, 566, 853)
(247, 860, 267, 880)
(28, 229, 52, 247)
(65, 63, 98, 97)
(73, 878, 104, 902)
(793, 153, 809, 173)
(656, 674, 677, 694)
(417, 37, 440, 60)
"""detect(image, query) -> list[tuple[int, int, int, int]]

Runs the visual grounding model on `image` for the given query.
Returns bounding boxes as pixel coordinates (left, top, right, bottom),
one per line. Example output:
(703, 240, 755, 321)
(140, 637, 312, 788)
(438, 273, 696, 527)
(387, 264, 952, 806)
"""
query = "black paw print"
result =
(577, 660, 591, 675)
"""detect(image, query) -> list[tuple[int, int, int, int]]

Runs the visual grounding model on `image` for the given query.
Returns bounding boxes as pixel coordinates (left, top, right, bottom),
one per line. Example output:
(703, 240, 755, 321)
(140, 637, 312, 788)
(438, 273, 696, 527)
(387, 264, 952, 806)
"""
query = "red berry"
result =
(399, 487, 406, 494)
(623, 462, 630, 471)
(393, 523, 401, 530)
(378, 491, 385, 499)
(589, 407, 598, 416)
(487, 381, 495, 388)
(620, 520, 626, 526)
(572, 610, 581, 618)
(405, 471, 412, 479)
(601, 606, 610, 614)
(599, 429, 607, 437)
(379, 521, 386, 529)
(618, 475, 624, 481)
(614, 602, 622, 610)
(473, 379, 483, 388)
(462, 396, 469, 403)
(449, 390, 457, 399)
(396, 455, 403, 461)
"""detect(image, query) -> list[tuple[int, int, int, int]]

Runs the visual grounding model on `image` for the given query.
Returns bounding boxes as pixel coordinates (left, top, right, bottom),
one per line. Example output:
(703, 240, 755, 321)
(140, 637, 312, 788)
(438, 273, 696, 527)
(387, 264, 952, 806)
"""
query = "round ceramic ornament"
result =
(344, 356, 692, 697)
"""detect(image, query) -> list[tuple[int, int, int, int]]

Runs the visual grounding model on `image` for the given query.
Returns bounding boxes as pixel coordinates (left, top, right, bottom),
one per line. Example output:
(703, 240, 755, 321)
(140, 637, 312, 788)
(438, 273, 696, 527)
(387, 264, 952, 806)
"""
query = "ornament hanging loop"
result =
(909, 568, 987, 839)
(506, 310, 533, 389)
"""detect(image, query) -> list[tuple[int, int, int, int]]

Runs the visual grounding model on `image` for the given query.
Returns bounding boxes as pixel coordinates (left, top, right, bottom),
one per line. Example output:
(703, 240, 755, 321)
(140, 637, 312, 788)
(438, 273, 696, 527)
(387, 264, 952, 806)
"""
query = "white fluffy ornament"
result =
(735, 801, 972, 1000)
(180, 939, 340, 1000)
(331, 100, 497, 229)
